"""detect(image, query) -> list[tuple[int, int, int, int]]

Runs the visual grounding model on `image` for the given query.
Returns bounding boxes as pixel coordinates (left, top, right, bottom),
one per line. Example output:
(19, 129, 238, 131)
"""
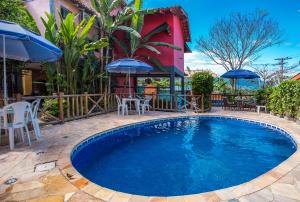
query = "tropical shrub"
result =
(268, 80, 300, 117)
(192, 72, 214, 95)
(192, 72, 214, 109)
(254, 87, 272, 105)
(213, 78, 229, 93)
(0, 0, 39, 33)
(41, 13, 109, 94)
(42, 98, 66, 117)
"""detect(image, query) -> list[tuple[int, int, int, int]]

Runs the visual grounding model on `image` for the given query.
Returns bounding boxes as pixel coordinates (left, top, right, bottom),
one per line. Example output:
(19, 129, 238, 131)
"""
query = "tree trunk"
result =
(99, 31, 104, 94)
(105, 46, 110, 94)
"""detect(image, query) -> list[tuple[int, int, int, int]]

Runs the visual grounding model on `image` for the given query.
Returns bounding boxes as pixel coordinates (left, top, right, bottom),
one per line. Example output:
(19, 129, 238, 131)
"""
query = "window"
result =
(60, 6, 71, 19)
(79, 11, 89, 21)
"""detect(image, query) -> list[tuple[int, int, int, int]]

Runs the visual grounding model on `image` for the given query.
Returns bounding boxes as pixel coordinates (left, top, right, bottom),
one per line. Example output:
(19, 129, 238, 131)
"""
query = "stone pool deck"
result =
(0, 108, 300, 202)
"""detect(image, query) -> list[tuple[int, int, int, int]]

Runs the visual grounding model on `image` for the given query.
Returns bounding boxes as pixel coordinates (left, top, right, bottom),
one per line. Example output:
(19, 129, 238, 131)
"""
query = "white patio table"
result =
(122, 98, 140, 115)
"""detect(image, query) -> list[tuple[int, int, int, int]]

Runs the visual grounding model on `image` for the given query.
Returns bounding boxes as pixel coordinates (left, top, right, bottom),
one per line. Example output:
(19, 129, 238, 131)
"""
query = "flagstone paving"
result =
(0, 108, 300, 202)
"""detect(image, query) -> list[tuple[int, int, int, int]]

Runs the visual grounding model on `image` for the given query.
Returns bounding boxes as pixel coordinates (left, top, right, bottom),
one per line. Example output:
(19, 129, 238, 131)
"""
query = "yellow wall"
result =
(22, 70, 33, 96)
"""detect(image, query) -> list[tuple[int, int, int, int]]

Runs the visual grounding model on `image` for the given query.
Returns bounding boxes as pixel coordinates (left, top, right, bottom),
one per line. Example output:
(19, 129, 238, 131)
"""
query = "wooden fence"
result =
(210, 93, 255, 107)
(0, 93, 212, 125)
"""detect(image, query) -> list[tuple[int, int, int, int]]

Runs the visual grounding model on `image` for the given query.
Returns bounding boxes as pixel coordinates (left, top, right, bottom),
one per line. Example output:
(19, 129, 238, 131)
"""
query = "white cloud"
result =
(184, 51, 226, 76)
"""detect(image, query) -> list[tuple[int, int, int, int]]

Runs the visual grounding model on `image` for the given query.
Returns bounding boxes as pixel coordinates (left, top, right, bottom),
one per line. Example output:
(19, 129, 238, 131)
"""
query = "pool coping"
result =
(57, 114, 300, 201)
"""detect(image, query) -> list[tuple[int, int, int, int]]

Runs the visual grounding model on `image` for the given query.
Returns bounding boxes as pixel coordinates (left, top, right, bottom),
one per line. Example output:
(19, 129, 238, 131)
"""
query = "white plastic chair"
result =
(2, 102, 32, 150)
(140, 96, 152, 114)
(28, 99, 42, 139)
(116, 95, 128, 116)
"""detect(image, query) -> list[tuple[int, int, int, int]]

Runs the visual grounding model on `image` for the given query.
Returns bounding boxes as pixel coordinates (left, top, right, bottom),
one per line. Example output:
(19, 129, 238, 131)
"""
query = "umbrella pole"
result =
(128, 71, 131, 98)
(2, 35, 8, 105)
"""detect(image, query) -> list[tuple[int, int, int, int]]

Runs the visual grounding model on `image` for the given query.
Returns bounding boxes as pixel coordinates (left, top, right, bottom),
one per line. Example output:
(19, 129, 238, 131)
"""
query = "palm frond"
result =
(139, 55, 166, 72)
(143, 23, 171, 42)
(141, 44, 161, 54)
(81, 38, 109, 54)
(111, 36, 129, 56)
(109, 0, 123, 12)
(115, 25, 141, 38)
(80, 15, 96, 39)
(146, 42, 182, 51)
(134, 0, 143, 11)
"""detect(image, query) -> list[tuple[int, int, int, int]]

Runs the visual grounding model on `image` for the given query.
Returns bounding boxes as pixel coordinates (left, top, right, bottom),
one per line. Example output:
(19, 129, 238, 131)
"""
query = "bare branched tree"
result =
(252, 62, 298, 87)
(196, 10, 282, 71)
(252, 65, 276, 88)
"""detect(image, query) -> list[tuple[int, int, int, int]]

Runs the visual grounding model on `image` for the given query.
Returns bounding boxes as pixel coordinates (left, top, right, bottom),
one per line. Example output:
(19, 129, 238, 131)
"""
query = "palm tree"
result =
(41, 13, 63, 93)
(119, 0, 181, 70)
(59, 13, 109, 94)
(91, 0, 141, 92)
(41, 13, 109, 94)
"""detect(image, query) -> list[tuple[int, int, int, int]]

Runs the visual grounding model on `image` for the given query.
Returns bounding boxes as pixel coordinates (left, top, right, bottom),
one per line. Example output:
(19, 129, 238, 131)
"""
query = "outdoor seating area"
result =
(0, 100, 42, 150)
(115, 95, 152, 116)
(222, 96, 259, 111)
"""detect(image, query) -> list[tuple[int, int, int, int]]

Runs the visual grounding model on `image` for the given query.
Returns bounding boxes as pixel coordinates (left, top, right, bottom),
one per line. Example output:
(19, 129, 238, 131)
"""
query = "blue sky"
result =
(144, 0, 300, 75)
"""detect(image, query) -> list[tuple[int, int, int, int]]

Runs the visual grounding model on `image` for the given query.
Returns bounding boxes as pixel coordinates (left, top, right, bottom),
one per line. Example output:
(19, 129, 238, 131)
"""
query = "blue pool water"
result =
(71, 117, 296, 196)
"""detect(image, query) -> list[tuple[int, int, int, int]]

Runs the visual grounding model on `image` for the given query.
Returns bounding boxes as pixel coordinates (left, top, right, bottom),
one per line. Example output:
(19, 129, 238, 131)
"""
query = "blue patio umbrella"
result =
(221, 69, 260, 79)
(221, 69, 260, 91)
(0, 20, 62, 104)
(105, 58, 153, 97)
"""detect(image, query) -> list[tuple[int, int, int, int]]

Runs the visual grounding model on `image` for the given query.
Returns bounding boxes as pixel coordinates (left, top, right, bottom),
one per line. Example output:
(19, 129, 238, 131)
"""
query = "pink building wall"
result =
(25, 0, 97, 39)
(137, 14, 176, 68)
(172, 16, 185, 73)
(25, 0, 51, 34)
(113, 12, 187, 94)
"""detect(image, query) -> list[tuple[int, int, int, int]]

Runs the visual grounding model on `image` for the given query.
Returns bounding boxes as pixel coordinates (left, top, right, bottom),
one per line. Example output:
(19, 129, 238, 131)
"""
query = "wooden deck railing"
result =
(210, 93, 255, 107)
(1, 93, 211, 125)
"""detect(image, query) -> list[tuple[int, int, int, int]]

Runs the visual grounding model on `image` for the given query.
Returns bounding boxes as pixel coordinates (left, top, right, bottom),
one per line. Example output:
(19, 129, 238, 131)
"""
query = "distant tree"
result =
(252, 62, 298, 88)
(196, 10, 282, 71)
(252, 65, 276, 88)
(0, 0, 39, 33)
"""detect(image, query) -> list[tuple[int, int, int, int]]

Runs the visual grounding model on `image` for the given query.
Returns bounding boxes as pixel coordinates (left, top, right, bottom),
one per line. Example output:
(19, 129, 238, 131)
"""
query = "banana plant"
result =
(116, 0, 182, 71)
(58, 13, 109, 94)
(91, 0, 142, 93)
(41, 13, 62, 93)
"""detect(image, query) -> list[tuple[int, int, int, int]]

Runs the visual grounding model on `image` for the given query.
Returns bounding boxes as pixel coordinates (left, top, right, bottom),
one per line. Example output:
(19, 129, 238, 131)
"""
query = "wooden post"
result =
(152, 93, 155, 110)
(201, 94, 204, 113)
(66, 97, 70, 118)
(175, 94, 178, 112)
(80, 96, 83, 116)
(84, 92, 88, 117)
(75, 96, 79, 116)
(104, 93, 107, 112)
(58, 92, 64, 123)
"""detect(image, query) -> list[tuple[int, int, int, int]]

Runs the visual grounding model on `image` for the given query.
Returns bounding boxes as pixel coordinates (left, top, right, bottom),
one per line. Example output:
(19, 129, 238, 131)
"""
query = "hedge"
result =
(268, 80, 300, 119)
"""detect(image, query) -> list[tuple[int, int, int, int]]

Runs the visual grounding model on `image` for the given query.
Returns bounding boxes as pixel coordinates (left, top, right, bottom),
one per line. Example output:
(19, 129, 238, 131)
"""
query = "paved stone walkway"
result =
(0, 108, 299, 202)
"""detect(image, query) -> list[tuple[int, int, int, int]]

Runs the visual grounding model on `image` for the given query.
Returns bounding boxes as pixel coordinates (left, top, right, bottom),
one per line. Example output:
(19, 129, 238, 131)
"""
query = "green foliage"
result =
(213, 78, 230, 93)
(268, 80, 300, 117)
(192, 72, 214, 95)
(113, 0, 180, 70)
(254, 87, 272, 105)
(42, 98, 66, 117)
(0, 0, 39, 33)
(191, 72, 214, 109)
(41, 12, 109, 94)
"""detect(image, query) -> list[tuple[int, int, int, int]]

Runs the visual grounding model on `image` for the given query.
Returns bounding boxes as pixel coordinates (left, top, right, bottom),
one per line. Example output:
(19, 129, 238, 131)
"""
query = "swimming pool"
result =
(71, 116, 296, 196)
